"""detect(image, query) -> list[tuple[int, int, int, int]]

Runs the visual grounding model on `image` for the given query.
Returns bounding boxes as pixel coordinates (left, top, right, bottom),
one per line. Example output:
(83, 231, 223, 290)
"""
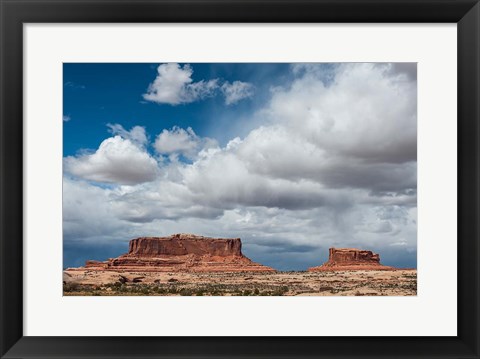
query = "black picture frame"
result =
(1, 0, 479, 358)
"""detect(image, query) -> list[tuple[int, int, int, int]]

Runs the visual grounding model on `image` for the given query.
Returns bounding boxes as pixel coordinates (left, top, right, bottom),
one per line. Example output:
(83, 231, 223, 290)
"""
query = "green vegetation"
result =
(63, 281, 291, 296)
(62, 270, 416, 296)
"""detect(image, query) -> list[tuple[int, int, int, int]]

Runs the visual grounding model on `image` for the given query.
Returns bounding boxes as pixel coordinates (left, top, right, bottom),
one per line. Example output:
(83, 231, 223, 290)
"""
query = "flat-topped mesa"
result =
(127, 234, 243, 257)
(80, 234, 274, 273)
(308, 247, 395, 271)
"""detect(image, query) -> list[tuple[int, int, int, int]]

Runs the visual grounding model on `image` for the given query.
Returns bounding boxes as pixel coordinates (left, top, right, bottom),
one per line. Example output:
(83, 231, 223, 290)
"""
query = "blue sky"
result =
(63, 63, 291, 156)
(63, 63, 417, 270)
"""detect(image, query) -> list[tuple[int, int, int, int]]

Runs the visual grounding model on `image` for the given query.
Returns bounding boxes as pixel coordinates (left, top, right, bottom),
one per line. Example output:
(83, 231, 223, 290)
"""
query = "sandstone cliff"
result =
(77, 234, 274, 272)
(308, 247, 395, 271)
(127, 234, 243, 257)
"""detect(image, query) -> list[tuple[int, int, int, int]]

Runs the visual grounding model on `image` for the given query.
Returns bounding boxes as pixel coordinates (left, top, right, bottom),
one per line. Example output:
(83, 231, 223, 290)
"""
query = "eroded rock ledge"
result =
(69, 233, 274, 272)
(308, 247, 395, 271)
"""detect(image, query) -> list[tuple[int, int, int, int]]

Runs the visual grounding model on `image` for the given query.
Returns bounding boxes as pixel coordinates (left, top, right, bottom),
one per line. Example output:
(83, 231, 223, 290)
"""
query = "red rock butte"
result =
(308, 247, 395, 271)
(75, 234, 275, 272)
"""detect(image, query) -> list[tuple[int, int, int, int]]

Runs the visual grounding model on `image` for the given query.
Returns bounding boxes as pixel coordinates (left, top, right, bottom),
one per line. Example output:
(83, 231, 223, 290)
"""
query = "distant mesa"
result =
(70, 233, 275, 273)
(308, 247, 395, 271)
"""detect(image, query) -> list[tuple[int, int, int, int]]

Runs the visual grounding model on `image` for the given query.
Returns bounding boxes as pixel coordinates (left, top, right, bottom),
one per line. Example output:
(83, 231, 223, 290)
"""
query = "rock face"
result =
(76, 234, 274, 272)
(128, 234, 243, 257)
(308, 248, 395, 271)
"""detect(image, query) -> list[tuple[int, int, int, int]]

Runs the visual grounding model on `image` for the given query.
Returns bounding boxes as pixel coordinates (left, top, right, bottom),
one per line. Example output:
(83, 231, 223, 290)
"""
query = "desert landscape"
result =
(63, 63, 417, 298)
(64, 234, 417, 296)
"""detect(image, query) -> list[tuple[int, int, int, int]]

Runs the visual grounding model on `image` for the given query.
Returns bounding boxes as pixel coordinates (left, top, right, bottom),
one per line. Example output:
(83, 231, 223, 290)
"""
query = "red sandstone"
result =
(70, 233, 274, 273)
(308, 247, 395, 271)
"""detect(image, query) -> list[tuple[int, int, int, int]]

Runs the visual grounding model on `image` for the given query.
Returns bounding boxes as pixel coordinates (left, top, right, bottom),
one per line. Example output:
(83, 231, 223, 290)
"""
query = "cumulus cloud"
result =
(266, 63, 417, 165)
(107, 123, 148, 148)
(143, 63, 255, 106)
(154, 126, 218, 160)
(221, 81, 255, 105)
(209, 65, 417, 196)
(154, 126, 200, 158)
(63, 178, 124, 241)
(143, 63, 218, 105)
(64, 136, 158, 185)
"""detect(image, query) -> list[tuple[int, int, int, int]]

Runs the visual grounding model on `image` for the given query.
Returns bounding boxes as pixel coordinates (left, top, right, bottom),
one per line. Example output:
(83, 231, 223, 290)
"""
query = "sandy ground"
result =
(63, 269, 417, 296)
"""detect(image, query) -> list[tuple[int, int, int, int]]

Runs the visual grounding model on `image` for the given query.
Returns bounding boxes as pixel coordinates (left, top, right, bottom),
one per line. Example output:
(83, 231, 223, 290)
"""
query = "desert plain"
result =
(63, 269, 416, 296)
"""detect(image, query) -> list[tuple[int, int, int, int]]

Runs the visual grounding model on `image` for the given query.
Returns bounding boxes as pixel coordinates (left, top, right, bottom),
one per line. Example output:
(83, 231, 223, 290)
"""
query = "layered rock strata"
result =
(308, 247, 395, 271)
(71, 233, 274, 272)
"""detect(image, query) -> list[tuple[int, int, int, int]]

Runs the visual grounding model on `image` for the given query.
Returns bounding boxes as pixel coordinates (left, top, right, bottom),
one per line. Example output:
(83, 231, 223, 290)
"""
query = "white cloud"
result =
(64, 136, 158, 185)
(221, 81, 255, 105)
(143, 63, 255, 106)
(266, 63, 417, 164)
(143, 63, 218, 105)
(107, 123, 148, 148)
(154, 126, 217, 160)
(154, 127, 199, 157)
(63, 178, 124, 240)
(63, 172, 417, 269)
(63, 115, 71, 122)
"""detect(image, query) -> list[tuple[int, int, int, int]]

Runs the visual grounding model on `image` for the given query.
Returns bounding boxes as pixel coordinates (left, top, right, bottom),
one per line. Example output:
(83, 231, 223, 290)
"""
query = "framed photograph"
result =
(1, 0, 478, 358)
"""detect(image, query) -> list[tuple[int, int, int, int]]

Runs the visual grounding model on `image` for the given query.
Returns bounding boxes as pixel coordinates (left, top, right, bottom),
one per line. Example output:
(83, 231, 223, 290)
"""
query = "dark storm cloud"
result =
(318, 161, 417, 194)
(390, 63, 417, 81)
(243, 237, 318, 253)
